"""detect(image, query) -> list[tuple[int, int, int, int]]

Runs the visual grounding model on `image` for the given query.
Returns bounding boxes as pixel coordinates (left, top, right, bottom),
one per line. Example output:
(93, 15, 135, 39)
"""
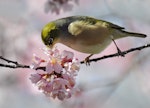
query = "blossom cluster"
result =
(44, 0, 79, 14)
(29, 48, 80, 100)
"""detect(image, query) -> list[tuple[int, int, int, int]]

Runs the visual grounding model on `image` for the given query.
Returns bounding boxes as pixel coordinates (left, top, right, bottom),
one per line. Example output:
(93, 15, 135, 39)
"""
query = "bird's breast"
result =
(59, 27, 112, 54)
(72, 39, 111, 54)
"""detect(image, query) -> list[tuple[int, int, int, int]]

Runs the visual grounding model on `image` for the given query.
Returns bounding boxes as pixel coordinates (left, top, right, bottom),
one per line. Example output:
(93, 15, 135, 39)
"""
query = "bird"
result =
(41, 16, 146, 64)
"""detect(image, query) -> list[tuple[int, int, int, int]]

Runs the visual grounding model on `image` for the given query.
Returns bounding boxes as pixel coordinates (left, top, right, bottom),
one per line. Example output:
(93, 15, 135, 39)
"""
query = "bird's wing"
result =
(68, 18, 125, 36)
(108, 22, 125, 30)
(68, 19, 99, 36)
(68, 21, 91, 36)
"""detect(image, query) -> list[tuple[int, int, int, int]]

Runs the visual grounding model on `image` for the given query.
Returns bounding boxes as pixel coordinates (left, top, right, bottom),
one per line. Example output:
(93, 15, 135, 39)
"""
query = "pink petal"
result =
(62, 50, 74, 60)
(65, 90, 72, 99)
(33, 54, 41, 61)
(46, 62, 53, 74)
(30, 62, 39, 69)
(29, 74, 41, 84)
(62, 74, 75, 87)
(57, 91, 66, 100)
(53, 62, 62, 73)
(43, 82, 53, 93)
(70, 62, 80, 72)
(62, 73, 70, 80)
(50, 48, 60, 57)
(52, 78, 63, 90)
(38, 79, 48, 90)
(52, 78, 69, 90)
(30, 54, 45, 69)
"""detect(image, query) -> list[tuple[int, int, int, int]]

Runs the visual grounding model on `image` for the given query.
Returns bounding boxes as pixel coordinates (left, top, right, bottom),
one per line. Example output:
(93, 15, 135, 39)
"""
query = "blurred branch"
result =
(0, 56, 29, 69)
(0, 43, 150, 70)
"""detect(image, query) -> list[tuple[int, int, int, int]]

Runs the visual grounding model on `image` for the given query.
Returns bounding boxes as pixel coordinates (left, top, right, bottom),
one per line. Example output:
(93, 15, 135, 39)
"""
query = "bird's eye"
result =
(48, 38, 53, 45)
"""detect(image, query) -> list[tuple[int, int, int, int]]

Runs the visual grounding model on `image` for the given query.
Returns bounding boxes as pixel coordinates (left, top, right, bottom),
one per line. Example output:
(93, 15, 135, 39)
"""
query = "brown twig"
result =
(80, 44, 150, 64)
(0, 43, 150, 70)
(0, 56, 30, 69)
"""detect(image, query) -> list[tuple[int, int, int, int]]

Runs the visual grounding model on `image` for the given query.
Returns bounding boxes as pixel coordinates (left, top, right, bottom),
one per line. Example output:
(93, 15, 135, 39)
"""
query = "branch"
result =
(0, 43, 150, 70)
(80, 43, 150, 64)
(0, 56, 30, 69)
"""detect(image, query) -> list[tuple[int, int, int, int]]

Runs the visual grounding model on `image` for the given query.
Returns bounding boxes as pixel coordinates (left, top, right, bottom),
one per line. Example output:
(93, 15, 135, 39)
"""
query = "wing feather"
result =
(109, 23, 125, 29)
(68, 16, 125, 36)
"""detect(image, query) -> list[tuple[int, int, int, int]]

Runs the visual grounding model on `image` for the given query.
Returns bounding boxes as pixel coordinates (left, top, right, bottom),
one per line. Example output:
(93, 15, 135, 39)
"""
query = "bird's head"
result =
(41, 22, 59, 48)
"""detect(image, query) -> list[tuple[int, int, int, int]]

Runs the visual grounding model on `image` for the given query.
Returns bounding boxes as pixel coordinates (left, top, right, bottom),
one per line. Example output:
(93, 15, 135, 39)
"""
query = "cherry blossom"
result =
(29, 48, 80, 100)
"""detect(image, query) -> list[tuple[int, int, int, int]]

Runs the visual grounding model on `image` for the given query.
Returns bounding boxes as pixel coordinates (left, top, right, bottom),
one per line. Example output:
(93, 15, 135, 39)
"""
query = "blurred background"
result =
(0, 0, 150, 108)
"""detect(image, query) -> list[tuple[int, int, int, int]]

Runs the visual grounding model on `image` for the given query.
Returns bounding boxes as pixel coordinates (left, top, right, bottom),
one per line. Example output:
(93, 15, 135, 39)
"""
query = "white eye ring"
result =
(48, 38, 53, 45)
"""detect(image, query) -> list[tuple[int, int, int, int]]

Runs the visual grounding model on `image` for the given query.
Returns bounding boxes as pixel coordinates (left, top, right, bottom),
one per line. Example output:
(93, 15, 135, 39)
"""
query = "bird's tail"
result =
(121, 30, 147, 38)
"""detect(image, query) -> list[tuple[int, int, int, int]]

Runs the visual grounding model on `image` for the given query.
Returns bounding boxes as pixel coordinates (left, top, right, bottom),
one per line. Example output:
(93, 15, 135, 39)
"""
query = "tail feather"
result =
(122, 30, 147, 38)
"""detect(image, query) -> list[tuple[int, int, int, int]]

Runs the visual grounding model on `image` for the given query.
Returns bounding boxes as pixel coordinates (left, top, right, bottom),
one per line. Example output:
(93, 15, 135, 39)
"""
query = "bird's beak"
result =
(46, 44, 54, 49)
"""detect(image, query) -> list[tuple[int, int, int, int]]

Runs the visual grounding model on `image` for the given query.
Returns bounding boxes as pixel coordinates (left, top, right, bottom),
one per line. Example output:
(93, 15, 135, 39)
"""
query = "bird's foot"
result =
(84, 57, 90, 66)
(111, 38, 125, 57)
(116, 47, 125, 57)
(84, 54, 93, 66)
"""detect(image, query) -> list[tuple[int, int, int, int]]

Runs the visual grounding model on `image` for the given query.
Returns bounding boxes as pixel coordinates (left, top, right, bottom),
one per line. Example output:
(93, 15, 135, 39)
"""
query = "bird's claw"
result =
(84, 57, 91, 66)
(111, 38, 125, 57)
(84, 54, 93, 66)
(117, 48, 125, 57)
